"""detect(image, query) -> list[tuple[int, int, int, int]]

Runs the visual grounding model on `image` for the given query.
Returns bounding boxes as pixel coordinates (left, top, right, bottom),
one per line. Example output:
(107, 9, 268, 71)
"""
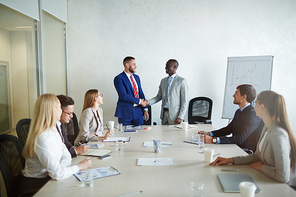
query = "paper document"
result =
(86, 144, 104, 149)
(82, 149, 112, 157)
(102, 137, 131, 142)
(137, 158, 174, 166)
(74, 166, 120, 181)
(175, 124, 196, 129)
(125, 125, 142, 130)
(143, 141, 172, 147)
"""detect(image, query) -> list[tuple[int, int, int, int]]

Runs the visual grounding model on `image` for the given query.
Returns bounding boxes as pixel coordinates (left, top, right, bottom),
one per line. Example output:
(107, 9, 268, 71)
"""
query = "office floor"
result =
(0, 130, 17, 197)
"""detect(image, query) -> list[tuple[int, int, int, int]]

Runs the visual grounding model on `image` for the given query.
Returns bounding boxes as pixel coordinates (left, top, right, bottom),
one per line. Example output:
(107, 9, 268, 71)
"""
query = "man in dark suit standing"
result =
(199, 84, 263, 152)
(56, 95, 88, 157)
(114, 56, 149, 126)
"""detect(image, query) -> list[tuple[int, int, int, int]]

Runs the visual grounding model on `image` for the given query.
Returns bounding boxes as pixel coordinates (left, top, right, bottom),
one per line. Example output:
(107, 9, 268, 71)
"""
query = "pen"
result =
(213, 153, 220, 157)
(119, 191, 142, 197)
(106, 124, 110, 131)
(221, 169, 239, 172)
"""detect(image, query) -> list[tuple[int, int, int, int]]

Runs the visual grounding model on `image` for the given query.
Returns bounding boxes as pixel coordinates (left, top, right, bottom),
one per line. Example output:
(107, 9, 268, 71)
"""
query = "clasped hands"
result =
(140, 99, 149, 107)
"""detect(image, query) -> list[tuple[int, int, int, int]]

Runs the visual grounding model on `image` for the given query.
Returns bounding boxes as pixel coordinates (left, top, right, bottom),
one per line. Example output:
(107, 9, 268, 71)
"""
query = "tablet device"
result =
(217, 173, 261, 193)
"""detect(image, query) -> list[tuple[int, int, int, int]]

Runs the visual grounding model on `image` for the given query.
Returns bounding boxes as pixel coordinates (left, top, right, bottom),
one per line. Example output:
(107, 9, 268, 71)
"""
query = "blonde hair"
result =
(22, 94, 60, 159)
(82, 89, 99, 112)
(257, 91, 296, 167)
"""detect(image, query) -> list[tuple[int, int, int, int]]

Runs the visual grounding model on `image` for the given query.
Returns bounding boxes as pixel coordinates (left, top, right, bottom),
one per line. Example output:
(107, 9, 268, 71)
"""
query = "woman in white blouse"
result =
(210, 91, 296, 187)
(21, 94, 92, 194)
(74, 89, 112, 146)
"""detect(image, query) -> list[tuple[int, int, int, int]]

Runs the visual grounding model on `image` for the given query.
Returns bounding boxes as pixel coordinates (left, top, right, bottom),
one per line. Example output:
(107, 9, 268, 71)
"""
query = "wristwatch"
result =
(212, 137, 217, 144)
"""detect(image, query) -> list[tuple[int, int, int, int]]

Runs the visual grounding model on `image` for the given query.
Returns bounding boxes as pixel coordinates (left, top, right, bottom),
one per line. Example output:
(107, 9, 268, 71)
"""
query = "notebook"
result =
(217, 173, 261, 193)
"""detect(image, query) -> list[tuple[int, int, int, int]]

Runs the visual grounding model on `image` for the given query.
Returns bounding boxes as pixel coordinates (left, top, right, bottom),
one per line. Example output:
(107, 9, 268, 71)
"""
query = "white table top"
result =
(35, 125, 296, 197)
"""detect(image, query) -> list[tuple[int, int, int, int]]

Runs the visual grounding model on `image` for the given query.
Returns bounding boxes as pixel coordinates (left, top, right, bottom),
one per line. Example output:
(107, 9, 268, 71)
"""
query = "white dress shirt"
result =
(22, 127, 79, 180)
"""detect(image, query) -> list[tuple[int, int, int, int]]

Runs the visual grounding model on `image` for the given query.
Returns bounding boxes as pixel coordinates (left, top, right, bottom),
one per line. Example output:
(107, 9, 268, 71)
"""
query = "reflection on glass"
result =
(0, 4, 37, 133)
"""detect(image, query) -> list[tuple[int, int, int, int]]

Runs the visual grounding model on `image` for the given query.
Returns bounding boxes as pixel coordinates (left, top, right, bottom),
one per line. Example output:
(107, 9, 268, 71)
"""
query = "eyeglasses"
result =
(63, 111, 73, 116)
(98, 93, 103, 97)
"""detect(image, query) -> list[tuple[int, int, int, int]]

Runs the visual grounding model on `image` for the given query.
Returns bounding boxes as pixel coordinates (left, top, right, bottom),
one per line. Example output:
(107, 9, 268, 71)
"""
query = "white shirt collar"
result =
(240, 103, 250, 111)
(124, 71, 133, 78)
(56, 120, 61, 128)
(168, 73, 177, 78)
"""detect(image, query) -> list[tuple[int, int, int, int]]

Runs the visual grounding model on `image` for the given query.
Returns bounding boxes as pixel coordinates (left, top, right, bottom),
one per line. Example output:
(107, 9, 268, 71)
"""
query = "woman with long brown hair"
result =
(74, 89, 112, 145)
(210, 91, 296, 186)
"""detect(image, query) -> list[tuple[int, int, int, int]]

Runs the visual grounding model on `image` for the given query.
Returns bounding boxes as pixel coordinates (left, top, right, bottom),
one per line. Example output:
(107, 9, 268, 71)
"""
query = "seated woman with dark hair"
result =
(74, 89, 113, 146)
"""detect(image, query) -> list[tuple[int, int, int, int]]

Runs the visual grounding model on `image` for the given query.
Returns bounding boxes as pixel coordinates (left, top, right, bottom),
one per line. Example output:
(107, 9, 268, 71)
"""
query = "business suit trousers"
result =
(162, 110, 175, 125)
(118, 107, 143, 126)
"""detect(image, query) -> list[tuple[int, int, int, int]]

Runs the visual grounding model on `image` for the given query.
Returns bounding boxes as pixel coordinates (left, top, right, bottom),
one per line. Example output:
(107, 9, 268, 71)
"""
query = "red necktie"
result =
(130, 75, 139, 98)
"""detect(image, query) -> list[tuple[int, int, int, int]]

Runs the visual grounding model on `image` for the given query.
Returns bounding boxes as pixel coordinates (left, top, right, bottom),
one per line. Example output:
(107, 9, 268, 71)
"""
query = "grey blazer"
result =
(233, 122, 296, 186)
(74, 107, 103, 146)
(148, 75, 188, 121)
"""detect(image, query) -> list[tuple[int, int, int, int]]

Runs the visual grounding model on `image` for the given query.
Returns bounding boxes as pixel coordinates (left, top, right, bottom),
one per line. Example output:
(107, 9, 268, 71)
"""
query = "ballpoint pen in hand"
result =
(106, 124, 110, 131)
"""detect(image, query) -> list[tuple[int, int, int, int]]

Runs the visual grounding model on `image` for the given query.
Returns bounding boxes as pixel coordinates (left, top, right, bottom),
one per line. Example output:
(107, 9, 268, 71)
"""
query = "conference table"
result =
(35, 125, 296, 197)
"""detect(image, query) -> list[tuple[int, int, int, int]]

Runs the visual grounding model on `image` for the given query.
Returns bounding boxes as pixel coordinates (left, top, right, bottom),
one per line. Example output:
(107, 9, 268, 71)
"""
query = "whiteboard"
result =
(222, 56, 273, 119)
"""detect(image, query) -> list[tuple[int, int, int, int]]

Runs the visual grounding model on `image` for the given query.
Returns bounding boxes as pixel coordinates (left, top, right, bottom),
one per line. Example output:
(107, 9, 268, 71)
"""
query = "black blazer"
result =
(212, 105, 263, 152)
(59, 124, 77, 158)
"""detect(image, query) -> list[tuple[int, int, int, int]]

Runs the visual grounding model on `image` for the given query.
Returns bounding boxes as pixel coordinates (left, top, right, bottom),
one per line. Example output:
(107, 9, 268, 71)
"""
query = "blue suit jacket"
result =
(114, 72, 147, 119)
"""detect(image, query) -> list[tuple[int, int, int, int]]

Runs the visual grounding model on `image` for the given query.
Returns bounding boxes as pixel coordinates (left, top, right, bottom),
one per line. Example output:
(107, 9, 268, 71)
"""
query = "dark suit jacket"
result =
(212, 105, 263, 152)
(59, 124, 77, 158)
(114, 72, 147, 119)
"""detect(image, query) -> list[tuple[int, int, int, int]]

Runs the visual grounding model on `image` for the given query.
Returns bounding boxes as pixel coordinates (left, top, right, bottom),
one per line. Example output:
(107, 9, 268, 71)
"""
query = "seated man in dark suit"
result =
(199, 84, 263, 152)
(57, 95, 88, 157)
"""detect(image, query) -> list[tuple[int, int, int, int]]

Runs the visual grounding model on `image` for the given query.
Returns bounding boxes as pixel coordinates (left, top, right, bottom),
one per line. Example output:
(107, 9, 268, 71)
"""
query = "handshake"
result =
(140, 99, 149, 107)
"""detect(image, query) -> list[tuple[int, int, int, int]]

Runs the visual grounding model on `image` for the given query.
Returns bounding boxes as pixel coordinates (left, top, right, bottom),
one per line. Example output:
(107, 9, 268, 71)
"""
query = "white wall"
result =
(67, 0, 296, 134)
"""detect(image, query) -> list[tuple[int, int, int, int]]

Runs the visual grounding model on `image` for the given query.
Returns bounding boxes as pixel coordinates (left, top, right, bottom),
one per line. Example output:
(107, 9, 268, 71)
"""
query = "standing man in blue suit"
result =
(114, 56, 149, 126)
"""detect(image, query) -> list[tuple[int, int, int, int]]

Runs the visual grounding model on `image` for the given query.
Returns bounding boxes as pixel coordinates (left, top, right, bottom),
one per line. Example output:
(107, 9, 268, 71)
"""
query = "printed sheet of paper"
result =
(102, 137, 131, 142)
(74, 166, 120, 181)
(143, 141, 172, 147)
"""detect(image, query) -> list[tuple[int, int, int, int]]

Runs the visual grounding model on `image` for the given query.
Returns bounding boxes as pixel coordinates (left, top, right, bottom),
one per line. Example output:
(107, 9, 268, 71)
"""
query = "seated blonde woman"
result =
(20, 94, 92, 195)
(74, 89, 112, 146)
(210, 91, 296, 187)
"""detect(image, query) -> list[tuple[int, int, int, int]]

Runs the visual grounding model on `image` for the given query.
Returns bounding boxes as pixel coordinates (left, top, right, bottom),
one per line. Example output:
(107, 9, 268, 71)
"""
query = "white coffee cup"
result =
(203, 148, 214, 163)
(238, 182, 257, 197)
(182, 122, 188, 131)
(239, 182, 256, 197)
(108, 121, 114, 130)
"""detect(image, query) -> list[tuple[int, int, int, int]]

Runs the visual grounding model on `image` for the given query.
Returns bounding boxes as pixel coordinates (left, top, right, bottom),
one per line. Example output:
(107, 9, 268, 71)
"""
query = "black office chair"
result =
(64, 112, 79, 145)
(188, 97, 213, 124)
(16, 118, 31, 147)
(0, 134, 25, 197)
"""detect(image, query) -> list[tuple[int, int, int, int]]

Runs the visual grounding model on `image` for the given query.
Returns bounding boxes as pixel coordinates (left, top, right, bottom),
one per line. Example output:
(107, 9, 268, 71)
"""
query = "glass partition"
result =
(0, 4, 38, 133)
(42, 11, 67, 95)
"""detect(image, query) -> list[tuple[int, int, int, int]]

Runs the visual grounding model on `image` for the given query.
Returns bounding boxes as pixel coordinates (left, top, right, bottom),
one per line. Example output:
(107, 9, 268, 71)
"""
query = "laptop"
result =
(217, 173, 262, 193)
